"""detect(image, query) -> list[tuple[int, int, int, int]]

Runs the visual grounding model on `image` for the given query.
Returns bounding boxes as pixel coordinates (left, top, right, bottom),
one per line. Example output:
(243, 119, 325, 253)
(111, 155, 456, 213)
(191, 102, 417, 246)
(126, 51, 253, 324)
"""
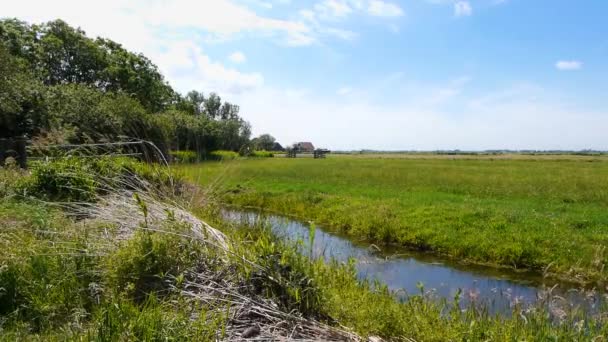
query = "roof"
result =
(296, 142, 315, 150)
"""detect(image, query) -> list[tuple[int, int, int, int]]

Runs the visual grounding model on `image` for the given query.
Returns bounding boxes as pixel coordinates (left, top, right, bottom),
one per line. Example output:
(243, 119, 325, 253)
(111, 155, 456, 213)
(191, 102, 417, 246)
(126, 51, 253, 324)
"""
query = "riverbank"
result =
(180, 156, 608, 284)
(3, 158, 608, 340)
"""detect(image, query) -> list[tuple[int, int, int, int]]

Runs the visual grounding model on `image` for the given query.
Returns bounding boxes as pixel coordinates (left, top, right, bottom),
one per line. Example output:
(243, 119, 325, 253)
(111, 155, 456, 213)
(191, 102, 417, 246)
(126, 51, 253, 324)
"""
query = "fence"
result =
(285, 148, 330, 159)
(0, 138, 169, 169)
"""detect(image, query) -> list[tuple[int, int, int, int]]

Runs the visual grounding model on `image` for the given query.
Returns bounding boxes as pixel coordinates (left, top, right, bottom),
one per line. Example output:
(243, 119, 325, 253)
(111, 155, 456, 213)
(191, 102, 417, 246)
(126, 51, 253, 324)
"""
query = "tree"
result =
(44, 84, 148, 143)
(204, 93, 222, 119)
(220, 102, 239, 120)
(98, 37, 175, 112)
(0, 19, 176, 113)
(0, 18, 263, 155)
(37, 20, 108, 85)
(0, 45, 47, 138)
(251, 134, 276, 151)
(182, 90, 205, 115)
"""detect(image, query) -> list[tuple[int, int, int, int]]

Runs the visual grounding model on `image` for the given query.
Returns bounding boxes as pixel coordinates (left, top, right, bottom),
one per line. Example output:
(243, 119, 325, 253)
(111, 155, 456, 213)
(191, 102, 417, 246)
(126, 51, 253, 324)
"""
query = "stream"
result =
(223, 210, 605, 316)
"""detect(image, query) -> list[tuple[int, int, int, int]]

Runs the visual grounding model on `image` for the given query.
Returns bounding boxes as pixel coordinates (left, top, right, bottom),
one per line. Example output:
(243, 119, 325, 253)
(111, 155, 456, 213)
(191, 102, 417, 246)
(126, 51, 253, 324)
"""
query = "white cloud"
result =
(229, 51, 247, 63)
(314, 0, 353, 19)
(234, 82, 607, 151)
(157, 42, 263, 95)
(300, 9, 317, 21)
(324, 27, 357, 40)
(337, 87, 353, 95)
(454, 1, 472, 17)
(0, 0, 269, 95)
(555, 60, 583, 71)
(1, 0, 316, 47)
(367, 0, 404, 17)
(304, 0, 404, 22)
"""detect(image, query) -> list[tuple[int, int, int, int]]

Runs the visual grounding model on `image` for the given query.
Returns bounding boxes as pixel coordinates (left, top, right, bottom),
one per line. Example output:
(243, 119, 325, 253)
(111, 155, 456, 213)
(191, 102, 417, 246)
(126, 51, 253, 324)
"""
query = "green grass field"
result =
(181, 155, 608, 283)
(4, 157, 608, 340)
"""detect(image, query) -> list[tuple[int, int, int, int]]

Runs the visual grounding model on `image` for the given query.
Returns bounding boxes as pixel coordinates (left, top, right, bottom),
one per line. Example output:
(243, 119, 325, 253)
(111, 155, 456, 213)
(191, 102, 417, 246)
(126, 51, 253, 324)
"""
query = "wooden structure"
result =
(286, 148, 330, 159)
(0, 137, 27, 168)
(313, 149, 330, 159)
(295, 142, 315, 152)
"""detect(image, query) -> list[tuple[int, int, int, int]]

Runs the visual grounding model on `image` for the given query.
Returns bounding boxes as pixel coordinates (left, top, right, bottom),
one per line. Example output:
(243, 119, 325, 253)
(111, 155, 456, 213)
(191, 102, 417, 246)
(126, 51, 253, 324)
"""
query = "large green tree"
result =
(0, 45, 47, 138)
(0, 18, 258, 155)
(251, 134, 277, 151)
(0, 19, 175, 113)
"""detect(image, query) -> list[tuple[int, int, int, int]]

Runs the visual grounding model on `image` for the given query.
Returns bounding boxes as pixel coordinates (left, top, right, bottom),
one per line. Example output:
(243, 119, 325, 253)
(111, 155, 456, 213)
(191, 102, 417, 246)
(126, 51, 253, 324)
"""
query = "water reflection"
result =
(223, 210, 604, 316)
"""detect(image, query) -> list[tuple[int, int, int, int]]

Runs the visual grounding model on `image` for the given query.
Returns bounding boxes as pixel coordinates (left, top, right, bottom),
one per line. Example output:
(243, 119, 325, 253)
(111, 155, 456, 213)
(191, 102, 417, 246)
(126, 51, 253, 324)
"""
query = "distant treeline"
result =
(0, 19, 270, 156)
(333, 150, 607, 155)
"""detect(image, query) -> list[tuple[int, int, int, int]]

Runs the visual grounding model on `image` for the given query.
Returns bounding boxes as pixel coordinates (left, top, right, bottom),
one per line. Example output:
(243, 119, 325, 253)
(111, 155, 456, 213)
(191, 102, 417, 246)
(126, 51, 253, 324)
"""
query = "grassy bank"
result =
(181, 156, 608, 284)
(4, 157, 608, 340)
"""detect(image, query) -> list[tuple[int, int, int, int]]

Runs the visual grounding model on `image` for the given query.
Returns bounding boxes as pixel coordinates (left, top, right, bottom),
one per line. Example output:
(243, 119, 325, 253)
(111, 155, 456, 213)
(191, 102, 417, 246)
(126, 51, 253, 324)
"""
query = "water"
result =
(223, 210, 605, 316)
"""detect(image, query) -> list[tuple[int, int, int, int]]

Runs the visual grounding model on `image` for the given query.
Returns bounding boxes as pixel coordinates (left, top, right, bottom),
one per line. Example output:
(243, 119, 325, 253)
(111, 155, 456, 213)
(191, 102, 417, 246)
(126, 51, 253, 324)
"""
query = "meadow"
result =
(3, 156, 608, 340)
(181, 154, 608, 284)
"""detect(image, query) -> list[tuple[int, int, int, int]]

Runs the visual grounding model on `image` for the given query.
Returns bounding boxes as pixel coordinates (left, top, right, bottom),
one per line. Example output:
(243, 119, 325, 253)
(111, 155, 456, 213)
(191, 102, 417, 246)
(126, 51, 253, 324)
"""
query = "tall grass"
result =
(5, 156, 608, 340)
(180, 157, 608, 283)
(0, 159, 360, 340)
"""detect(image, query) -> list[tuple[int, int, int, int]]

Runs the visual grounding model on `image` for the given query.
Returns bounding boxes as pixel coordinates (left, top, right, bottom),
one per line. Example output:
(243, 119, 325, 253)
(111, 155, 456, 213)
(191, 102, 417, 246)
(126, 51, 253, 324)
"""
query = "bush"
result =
(17, 157, 183, 202)
(17, 157, 99, 201)
(0, 167, 22, 198)
(93, 296, 223, 341)
(250, 150, 274, 158)
(0, 202, 101, 332)
(210, 150, 239, 160)
(104, 223, 202, 301)
(170, 150, 198, 164)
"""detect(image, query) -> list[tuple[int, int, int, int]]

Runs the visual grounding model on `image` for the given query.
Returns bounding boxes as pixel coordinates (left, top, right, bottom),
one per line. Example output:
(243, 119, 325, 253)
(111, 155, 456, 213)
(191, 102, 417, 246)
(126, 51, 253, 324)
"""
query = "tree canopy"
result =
(251, 134, 277, 151)
(0, 18, 260, 157)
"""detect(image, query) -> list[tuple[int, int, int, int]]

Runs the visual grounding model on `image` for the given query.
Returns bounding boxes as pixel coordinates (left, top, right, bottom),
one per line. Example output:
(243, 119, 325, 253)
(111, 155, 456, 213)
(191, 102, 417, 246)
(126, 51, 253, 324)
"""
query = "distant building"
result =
(272, 142, 284, 151)
(294, 142, 315, 152)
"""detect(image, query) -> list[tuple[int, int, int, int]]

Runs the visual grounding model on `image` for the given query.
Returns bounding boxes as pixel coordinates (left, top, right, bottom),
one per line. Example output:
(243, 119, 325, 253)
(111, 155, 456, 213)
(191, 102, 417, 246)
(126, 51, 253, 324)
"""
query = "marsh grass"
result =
(201, 208, 608, 341)
(0, 160, 361, 341)
(181, 157, 608, 283)
(4, 155, 608, 340)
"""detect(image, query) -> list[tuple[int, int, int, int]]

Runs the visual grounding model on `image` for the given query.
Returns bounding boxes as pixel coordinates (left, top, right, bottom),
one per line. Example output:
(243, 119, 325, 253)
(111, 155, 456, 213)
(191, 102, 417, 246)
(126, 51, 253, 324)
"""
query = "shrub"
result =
(17, 157, 183, 202)
(170, 150, 197, 164)
(250, 150, 274, 158)
(104, 223, 203, 301)
(0, 167, 21, 198)
(93, 296, 224, 341)
(17, 157, 99, 202)
(0, 202, 101, 332)
(210, 150, 239, 160)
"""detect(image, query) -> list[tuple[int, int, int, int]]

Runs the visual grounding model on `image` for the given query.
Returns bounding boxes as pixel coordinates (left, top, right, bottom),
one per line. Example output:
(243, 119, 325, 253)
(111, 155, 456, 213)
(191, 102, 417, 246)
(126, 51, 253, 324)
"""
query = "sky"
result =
(2, 0, 607, 150)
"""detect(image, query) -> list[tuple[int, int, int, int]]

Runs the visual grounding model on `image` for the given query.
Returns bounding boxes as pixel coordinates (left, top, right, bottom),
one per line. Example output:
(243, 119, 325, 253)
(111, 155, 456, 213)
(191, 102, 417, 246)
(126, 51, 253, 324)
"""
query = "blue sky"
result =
(3, 0, 607, 150)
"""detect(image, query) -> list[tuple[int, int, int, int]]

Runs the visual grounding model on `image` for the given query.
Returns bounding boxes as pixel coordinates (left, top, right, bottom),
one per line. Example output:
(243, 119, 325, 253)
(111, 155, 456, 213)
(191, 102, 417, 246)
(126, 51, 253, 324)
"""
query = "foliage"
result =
(16, 157, 99, 201)
(105, 224, 203, 300)
(0, 19, 174, 112)
(16, 157, 182, 202)
(201, 207, 608, 341)
(181, 156, 608, 284)
(0, 18, 254, 155)
(210, 150, 240, 160)
(251, 134, 276, 151)
(0, 45, 48, 138)
(250, 150, 274, 158)
(44, 83, 150, 143)
(0, 202, 101, 332)
(0, 200, 225, 340)
(170, 150, 198, 164)
(3, 161, 608, 340)
(91, 296, 224, 341)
